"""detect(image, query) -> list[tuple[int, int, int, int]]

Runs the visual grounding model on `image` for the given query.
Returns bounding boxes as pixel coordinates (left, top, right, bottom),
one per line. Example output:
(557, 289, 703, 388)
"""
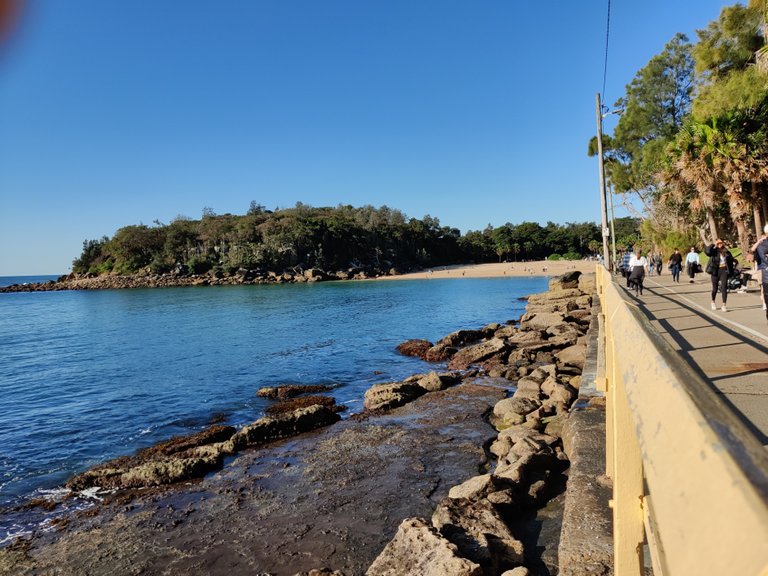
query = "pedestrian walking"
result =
(704, 239, 735, 312)
(668, 248, 683, 282)
(751, 224, 768, 319)
(685, 246, 700, 283)
(628, 248, 647, 296)
(620, 247, 633, 286)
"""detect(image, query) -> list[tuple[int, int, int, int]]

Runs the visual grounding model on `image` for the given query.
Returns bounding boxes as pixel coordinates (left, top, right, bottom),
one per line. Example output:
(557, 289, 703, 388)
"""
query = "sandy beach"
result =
(380, 259, 598, 280)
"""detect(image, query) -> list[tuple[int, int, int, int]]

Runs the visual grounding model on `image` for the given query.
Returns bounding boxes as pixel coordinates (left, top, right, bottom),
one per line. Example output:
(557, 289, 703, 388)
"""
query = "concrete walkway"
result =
(620, 271, 768, 445)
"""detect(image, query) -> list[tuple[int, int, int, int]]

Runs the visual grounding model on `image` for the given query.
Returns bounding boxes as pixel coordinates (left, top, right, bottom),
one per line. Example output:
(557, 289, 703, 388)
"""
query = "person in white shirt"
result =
(685, 246, 700, 283)
(628, 249, 647, 296)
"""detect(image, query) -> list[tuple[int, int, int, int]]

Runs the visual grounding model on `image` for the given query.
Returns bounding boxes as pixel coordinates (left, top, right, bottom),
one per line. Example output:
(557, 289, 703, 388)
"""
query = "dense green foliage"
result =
(72, 204, 603, 275)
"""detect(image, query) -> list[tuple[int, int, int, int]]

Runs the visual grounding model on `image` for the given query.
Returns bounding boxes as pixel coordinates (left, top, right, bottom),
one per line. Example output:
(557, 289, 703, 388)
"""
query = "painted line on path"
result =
(644, 278, 768, 344)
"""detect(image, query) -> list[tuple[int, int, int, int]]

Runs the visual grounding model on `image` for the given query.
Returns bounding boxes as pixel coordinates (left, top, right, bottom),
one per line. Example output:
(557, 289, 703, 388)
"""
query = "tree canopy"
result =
(72, 203, 604, 276)
(595, 1, 768, 257)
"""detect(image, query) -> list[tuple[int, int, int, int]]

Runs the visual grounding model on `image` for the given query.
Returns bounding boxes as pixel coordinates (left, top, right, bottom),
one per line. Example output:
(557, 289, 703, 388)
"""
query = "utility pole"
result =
(595, 93, 611, 270)
(609, 183, 617, 272)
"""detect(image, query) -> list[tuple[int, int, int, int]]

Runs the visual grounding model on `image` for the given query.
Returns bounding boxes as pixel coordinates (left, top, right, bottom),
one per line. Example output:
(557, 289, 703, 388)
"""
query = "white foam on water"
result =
(1, 525, 33, 546)
(78, 487, 109, 501)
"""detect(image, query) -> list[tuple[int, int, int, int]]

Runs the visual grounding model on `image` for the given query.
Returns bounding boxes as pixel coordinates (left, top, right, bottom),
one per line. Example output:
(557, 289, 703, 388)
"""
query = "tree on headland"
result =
(71, 205, 602, 277)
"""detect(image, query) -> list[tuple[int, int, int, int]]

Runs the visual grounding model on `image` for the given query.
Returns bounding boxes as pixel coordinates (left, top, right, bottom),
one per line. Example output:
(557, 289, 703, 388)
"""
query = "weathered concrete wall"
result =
(558, 299, 613, 576)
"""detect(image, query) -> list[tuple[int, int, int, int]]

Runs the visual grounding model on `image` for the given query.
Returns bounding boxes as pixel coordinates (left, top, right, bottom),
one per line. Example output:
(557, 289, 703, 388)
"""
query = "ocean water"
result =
(0, 275, 61, 288)
(0, 275, 547, 541)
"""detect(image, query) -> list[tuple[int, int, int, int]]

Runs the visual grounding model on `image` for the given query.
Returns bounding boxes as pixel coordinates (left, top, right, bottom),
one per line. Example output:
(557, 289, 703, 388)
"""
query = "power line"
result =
(601, 0, 612, 109)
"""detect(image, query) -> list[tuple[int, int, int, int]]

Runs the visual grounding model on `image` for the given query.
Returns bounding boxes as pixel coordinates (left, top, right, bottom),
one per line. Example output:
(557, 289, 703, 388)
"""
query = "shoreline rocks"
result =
(368, 270, 597, 575)
(0, 265, 395, 293)
(3, 270, 601, 576)
(66, 404, 341, 492)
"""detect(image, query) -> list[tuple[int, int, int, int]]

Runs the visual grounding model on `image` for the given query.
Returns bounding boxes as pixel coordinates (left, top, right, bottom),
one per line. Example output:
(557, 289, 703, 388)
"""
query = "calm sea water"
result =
(0, 275, 547, 541)
(0, 275, 61, 288)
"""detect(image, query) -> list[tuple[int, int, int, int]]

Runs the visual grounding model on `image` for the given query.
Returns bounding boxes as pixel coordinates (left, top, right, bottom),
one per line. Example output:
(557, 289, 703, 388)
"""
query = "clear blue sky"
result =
(0, 1, 734, 275)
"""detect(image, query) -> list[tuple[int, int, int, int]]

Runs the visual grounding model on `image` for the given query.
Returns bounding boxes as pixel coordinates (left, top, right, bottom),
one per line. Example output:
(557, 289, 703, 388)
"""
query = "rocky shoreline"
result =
(0, 265, 393, 293)
(0, 271, 606, 576)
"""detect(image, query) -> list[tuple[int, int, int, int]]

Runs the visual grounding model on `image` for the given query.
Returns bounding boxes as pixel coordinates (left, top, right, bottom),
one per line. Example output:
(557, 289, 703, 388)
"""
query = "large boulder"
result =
(256, 384, 334, 399)
(555, 343, 587, 370)
(518, 311, 566, 332)
(493, 450, 561, 488)
(364, 381, 426, 412)
(303, 268, 327, 281)
(448, 338, 508, 370)
(366, 517, 483, 576)
(437, 329, 486, 348)
(526, 288, 584, 307)
(491, 396, 542, 430)
(490, 428, 558, 460)
(396, 339, 434, 359)
(548, 271, 581, 290)
(448, 474, 496, 501)
(507, 329, 549, 346)
(424, 343, 458, 362)
(415, 371, 463, 392)
(541, 377, 577, 406)
(432, 497, 525, 572)
(264, 395, 345, 415)
(493, 324, 519, 339)
(229, 405, 340, 450)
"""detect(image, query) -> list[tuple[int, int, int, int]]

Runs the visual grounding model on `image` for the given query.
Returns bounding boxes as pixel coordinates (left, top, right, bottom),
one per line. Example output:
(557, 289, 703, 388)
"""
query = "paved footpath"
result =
(621, 272, 768, 445)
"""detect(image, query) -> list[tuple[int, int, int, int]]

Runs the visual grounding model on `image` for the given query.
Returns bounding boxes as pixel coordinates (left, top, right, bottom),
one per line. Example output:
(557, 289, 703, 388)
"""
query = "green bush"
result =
(150, 255, 174, 275)
(548, 253, 562, 261)
(87, 259, 114, 275)
(562, 251, 581, 260)
(188, 257, 212, 275)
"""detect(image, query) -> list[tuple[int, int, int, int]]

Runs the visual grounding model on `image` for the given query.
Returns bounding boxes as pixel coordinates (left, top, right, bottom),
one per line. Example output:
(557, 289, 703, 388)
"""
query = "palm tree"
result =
(660, 121, 722, 241)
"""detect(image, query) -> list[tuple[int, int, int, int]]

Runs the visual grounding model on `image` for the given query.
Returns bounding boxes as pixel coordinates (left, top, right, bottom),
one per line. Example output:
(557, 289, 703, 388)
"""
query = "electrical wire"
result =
(601, 0, 612, 110)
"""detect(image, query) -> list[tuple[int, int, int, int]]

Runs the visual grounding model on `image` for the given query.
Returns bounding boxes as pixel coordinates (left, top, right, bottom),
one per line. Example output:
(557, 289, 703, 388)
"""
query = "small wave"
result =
(35, 487, 72, 501)
(78, 487, 112, 501)
(0, 524, 33, 546)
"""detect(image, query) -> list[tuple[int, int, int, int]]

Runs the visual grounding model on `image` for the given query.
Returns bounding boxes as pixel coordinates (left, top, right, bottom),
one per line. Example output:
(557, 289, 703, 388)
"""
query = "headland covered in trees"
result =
(3, 202, 638, 291)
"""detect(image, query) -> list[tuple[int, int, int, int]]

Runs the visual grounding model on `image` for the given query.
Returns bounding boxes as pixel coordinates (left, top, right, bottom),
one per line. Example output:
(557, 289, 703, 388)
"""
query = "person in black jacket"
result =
(704, 239, 735, 312)
(668, 248, 683, 282)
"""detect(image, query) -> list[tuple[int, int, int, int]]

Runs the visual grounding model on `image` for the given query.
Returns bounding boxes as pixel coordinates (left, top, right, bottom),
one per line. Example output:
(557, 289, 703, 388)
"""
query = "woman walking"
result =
(704, 239, 735, 312)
